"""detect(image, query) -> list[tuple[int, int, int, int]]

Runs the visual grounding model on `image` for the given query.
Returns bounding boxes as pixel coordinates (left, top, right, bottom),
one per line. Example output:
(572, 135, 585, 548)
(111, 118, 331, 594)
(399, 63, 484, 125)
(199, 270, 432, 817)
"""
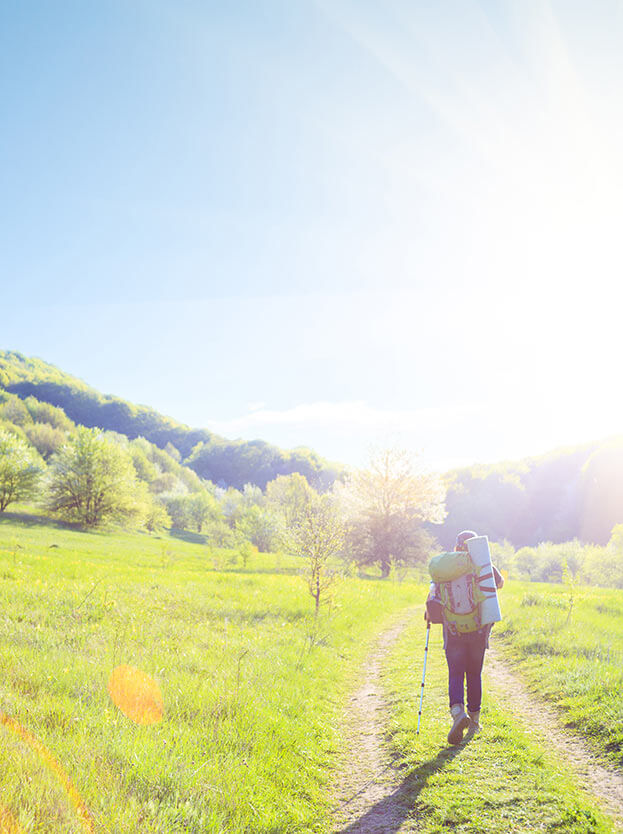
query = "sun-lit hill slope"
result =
(0, 350, 343, 490)
(432, 436, 623, 548)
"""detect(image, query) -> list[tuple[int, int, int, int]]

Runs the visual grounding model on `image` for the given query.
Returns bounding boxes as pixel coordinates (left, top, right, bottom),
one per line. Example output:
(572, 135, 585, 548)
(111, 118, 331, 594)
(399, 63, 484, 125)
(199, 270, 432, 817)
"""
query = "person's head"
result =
(455, 530, 477, 552)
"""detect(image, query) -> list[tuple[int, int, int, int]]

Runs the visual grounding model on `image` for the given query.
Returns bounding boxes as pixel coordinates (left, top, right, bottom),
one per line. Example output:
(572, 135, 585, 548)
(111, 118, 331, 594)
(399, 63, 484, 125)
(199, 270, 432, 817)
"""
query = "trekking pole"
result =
(416, 621, 431, 735)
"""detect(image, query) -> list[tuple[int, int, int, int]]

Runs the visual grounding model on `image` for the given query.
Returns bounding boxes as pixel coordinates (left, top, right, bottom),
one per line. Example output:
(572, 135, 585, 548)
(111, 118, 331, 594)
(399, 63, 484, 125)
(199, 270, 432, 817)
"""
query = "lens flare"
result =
(107, 665, 164, 725)
(0, 713, 95, 833)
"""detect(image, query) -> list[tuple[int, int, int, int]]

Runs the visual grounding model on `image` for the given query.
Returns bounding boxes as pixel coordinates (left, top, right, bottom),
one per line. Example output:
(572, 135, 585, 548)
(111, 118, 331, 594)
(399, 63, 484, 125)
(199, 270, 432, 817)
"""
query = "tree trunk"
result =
(315, 572, 321, 617)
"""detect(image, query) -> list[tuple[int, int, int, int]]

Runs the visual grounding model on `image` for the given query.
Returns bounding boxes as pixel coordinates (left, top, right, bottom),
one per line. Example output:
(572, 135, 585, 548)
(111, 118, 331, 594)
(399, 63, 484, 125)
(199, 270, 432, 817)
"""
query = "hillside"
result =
(0, 350, 343, 490)
(432, 436, 623, 548)
(2, 349, 623, 548)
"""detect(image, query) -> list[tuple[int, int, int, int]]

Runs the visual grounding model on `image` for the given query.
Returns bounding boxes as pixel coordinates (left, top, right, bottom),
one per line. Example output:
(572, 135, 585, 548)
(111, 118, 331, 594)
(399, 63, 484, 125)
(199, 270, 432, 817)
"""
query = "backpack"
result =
(428, 551, 485, 634)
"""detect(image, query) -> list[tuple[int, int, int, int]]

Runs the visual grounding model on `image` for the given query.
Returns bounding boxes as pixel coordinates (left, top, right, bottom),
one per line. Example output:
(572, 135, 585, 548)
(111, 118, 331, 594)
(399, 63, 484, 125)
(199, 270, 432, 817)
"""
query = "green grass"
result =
(0, 512, 423, 833)
(496, 581, 623, 767)
(384, 618, 616, 833)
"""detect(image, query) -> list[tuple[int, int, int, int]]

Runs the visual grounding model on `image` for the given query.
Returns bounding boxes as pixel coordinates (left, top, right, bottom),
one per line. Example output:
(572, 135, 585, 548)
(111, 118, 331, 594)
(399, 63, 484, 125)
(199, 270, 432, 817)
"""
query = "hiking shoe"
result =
(447, 704, 469, 745)
(467, 710, 481, 732)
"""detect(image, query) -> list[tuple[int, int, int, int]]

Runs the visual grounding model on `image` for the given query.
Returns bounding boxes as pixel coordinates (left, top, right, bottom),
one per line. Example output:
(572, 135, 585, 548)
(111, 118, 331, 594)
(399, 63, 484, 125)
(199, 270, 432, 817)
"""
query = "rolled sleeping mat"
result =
(466, 535, 502, 625)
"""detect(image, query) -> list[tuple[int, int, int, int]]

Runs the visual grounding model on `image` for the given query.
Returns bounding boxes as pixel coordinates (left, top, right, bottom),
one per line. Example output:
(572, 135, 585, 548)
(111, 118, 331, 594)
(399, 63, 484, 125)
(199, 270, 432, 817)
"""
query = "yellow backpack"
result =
(428, 552, 485, 634)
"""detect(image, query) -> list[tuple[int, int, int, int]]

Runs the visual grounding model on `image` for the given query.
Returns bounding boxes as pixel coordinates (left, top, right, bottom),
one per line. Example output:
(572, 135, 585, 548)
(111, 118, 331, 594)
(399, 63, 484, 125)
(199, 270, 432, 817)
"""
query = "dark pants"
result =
(444, 631, 488, 712)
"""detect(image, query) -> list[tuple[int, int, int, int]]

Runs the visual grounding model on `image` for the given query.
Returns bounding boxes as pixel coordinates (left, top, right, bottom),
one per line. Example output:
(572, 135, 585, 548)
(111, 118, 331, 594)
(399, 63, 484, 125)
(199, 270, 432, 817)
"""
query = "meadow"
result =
(495, 581, 623, 767)
(2, 511, 622, 834)
(0, 511, 423, 833)
(383, 580, 623, 833)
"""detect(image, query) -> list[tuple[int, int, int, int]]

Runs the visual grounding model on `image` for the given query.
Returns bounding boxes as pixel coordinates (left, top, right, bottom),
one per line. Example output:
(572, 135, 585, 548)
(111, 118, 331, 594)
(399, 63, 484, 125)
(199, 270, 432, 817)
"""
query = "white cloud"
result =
(207, 400, 484, 436)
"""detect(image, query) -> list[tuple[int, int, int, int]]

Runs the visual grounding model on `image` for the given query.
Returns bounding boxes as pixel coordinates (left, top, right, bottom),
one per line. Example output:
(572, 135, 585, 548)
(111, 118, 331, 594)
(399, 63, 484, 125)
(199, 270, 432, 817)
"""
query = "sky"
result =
(2, 0, 623, 472)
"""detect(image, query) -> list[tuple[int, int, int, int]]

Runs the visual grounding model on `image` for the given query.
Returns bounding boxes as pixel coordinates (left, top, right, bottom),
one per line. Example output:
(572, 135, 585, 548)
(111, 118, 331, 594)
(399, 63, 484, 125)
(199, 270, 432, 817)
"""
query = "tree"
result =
(514, 546, 537, 580)
(44, 427, 143, 527)
(165, 495, 192, 529)
(0, 397, 31, 427)
(187, 490, 222, 533)
(340, 448, 446, 577)
(235, 504, 281, 552)
(0, 428, 42, 511)
(143, 500, 171, 533)
(24, 422, 66, 460)
(266, 472, 317, 526)
(581, 535, 623, 589)
(283, 493, 345, 615)
(489, 539, 515, 574)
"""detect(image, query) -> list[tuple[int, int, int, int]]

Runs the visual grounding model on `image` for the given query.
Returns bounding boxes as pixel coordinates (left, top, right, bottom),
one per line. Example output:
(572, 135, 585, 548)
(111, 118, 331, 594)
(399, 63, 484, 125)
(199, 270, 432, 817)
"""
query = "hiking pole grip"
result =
(416, 621, 431, 735)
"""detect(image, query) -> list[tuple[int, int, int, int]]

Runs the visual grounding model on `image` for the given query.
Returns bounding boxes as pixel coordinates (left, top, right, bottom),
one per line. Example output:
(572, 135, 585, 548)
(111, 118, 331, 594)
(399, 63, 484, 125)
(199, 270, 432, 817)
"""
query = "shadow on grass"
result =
(0, 510, 86, 532)
(336, 737, 472, 834)
(168, 527, 208, 545)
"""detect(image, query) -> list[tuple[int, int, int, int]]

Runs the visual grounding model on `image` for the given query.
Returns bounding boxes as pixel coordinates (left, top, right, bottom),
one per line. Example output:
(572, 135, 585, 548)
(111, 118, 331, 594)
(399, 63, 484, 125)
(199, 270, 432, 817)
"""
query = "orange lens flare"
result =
(0, 713, 95, 833)
(107, 665, 164, 725)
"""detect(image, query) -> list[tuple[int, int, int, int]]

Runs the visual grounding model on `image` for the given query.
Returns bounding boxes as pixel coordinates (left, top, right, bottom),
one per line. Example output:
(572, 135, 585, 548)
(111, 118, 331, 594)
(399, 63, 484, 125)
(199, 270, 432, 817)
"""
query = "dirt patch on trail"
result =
(487, 645, 623, 829)
(332, 613, 418, 834)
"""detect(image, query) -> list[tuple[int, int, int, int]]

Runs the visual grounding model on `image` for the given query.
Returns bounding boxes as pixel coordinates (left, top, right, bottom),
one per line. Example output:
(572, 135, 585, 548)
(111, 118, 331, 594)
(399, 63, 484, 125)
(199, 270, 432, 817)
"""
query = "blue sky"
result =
(3, 1, 623, 470)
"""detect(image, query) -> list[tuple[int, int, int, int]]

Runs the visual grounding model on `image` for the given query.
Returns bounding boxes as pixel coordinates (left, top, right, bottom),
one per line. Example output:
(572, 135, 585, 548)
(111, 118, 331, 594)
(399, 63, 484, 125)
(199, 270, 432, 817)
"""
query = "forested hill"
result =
(0, 350, 343, 490)
(432, 436, 623, 548)
(3, 350, 622, 547)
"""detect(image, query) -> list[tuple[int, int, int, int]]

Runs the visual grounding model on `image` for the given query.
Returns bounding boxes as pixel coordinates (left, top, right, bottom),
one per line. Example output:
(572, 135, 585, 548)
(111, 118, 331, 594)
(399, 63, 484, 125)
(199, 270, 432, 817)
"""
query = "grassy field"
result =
(3, 512, 621, 833)
(495, 581, 623, 767)
(0, 511, 423, 833)
(385, 615, 617, 833)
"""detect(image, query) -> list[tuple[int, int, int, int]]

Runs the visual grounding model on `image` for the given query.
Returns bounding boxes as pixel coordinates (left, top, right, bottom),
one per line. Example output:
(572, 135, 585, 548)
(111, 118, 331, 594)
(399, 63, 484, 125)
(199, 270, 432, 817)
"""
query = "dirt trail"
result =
(487, 645, 623, 829)
(331, 619, 623, 833)
(332, 613, 418, 834)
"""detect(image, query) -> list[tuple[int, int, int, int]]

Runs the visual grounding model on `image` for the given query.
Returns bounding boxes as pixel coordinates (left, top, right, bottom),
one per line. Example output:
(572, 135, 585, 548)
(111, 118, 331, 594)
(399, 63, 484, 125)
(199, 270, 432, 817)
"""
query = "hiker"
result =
(425, 530, 504, 746)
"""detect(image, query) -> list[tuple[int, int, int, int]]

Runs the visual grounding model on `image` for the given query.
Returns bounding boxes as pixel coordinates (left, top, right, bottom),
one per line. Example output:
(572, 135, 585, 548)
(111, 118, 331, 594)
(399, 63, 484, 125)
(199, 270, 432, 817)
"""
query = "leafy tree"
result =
(581, 535, 623, 588)
(514, 546, 537, 580)
(535, 552, 565, 583)
(187, 490, 222, 533)
(238, 540, 257, 568)
(609, 523, 623, 552)
(44, 427, 143, 527)
(164, 441, 181, 462)
(23, 396, 74, 432)
(340, 449, 446, 577)
(489, 539, 515, 573)
(235, 504, 281, 552)
(163, 492, 234, 544)
(266, 472, 317, 526)
(220, 483, 266, 529)
(0, 428, 42, 511)
(24, 422, 66, 460)
(283, 493, 345, 615)
(165, 495, 192, 529)
(0, 396, 31, 427)
(143, 500, 171, 533)
(129, 444, 159, 484)
(151, 472, 180, 495)
(204, 518, 237, 547)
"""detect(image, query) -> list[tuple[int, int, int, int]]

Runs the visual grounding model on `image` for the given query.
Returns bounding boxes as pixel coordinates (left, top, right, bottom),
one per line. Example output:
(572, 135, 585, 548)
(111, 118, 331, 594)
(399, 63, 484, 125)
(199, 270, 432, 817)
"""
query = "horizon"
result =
(3, 3, 623, 472)
(2, 344, 616, 477)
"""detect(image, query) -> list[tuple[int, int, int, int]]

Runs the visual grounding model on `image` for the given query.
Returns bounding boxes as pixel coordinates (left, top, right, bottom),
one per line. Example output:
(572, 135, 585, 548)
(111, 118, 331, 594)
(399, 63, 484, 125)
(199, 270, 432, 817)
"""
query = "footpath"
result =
(331, 612, 623, 833)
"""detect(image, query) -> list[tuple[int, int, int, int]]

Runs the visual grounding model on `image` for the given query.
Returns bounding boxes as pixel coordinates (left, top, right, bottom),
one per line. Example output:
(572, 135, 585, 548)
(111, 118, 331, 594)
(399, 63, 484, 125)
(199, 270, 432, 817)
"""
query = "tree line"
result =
(0, 350, 343, 490)
(4, 350, 623, 591)
(0, 395, 447, 599)
(489, 533, 623, 589)
(3, 391, 623, 599)
(432, 437, 623, 548)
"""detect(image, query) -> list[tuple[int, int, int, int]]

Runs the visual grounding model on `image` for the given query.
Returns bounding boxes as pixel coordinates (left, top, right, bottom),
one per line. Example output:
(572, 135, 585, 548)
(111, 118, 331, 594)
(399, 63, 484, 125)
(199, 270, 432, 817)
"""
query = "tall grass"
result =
(495, 581, 623, 766)
(0, 513, 423, 832)
(382, 618, 615, 833)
